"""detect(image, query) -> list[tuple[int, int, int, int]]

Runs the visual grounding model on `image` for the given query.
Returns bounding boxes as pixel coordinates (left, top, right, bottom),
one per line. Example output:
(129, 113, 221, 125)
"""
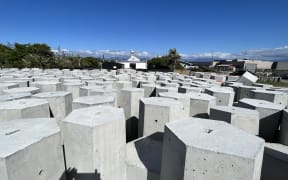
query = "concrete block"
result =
(62, 82, 84, 99)
(155, 86, 178, 97)
(3, 80, 29, 87)
(250, 89, 288, 106)
(158, 92, 190, 117)
(62, 106, 126, 180)
(0, 92, 31, 102)
(79, 86, 103, 96)
(142, 84, 156, 98)
(261, 143, 288, 180)
(0, 118, 65, 180)
(0, 99, 50, 121)
(3, 87, 40, 95)
(205, 87, 235, 106)
(237, 85, 260, 101)
(237, 71, 258, 86)
(126, 133, 163, 180)
(90, 88, 118, 106)
(33, 91, 72, 123)
(178, 86, 202, 94)
(210, 106, 260, 135)
(160, 118, 265, 180)
(30, 81, 61, 92)
(187, 93, 216, 118)
(238, 98, 285, 142)
(0, 83, 19, 95)
(138, 97, 185, 137)
(280, 109, 288, 145)
(72, 95, 114, 110)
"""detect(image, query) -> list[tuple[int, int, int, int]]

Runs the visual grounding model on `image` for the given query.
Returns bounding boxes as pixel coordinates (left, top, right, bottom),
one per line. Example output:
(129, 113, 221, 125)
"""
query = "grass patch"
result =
(257, 80, 288, 87)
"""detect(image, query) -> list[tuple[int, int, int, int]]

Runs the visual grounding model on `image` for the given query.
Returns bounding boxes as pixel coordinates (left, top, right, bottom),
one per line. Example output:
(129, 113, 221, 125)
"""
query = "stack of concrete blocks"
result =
(32, 92, 72, 124)
(158, 92, 190, 117)
(3, 87, 40, 95)
(250, 89, 288, 107)
(30, 81, 61, 92)
(237, 71, 258, 86)
(187, 93, 216, 118)
(160, 118, 265, 180)
(138, 97, 185, 137)
(0, 92, 31, 102)
(62, 106, 126, 180)
(261, 143, 288, 180)
(205, 87, 235, 106)
(118, 88, 144, 141)
(0, 118, 65, 180)
(61, 82, 84, 99)
(238, 98, 285, 142)
(72, 95, 115, 110)
(0, 83, 19, 95)
(0, 99, 50, 121)
(126, 132, 163, 180)
(210, 106, 260, 135)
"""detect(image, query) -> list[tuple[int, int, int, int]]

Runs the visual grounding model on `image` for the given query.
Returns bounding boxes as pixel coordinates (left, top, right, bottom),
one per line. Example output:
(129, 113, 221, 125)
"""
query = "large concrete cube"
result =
(210, 105, 260, 135)
(155, 86, 178, 97)
(62, 82, 84, 99)
(205, 87, 235, 106)
(188, 93, 216, 118)
(0, 99, 50, 121)
(250, 89, 288, 106)
(3, 87, 40, 95)
(32, 91, 72, 123)
(138, 97, 185, 137)
(261, 143, 288, 180)
(0, 92, 31, 102)
(30, 81, 61, 92)
(160, 118, 265, 180)
(142, 84, 156, 98)
(237, 71, 258, 86)
(158, 92, 190, 117)
(62, 106, 126, 180)
(126, 133, 163, 180)
(280, 109, 288, 145)
(72, 95, 114, 110)
(0, 83, 19, 95)
(0, 118, 65, 180)
(238, 98, 285, 142)
(79, 86, 104, 96)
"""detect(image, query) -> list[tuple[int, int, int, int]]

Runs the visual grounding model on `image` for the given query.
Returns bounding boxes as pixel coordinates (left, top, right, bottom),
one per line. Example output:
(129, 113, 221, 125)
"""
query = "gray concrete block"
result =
(3, 80, 29, 87)
(79, 86, 103, 96)
(3, 87, 40, 95)
(30, 81, 61, 92)
(72, 95, 114, 110)
(62, 106, 126, 180)
(158, 92, 190, 117)
(62, 82, 84, 99)
(237, 71, 258, 86)
(280, 109, 288, 145)
(138, 97, 185, 137)
(0, 99, 50, 122)
(210, 106, 260, 135)
(178, 86, 202, 94)
(33, 91, 72, 123)
(0, 83, 19, 95)
(160, 118, 265, 180)
(142, 84, 156, 98)
(0, 118, 65, 180)
(126, 132, 163, 180)
(261, 143, 288, 180)
(238, 98, 285, 142)
(205, 87, 235, 106)
(250, 89, 288, 106)
(155, 86, 178, 97)
(187, 93, 216, 118)
(0, 92, 31, 102)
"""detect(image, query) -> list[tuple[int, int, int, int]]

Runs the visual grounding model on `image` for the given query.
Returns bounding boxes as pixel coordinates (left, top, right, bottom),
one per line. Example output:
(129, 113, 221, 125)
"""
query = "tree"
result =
(167, 48, 181, 71)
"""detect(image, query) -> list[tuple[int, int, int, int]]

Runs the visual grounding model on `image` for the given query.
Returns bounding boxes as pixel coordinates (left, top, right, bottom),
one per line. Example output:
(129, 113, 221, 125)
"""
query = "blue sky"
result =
(0, 0, 288, 60)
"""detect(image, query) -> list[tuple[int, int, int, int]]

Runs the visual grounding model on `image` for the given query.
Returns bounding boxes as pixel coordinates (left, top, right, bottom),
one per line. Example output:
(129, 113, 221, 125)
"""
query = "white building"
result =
(120, 51, 147, 70)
